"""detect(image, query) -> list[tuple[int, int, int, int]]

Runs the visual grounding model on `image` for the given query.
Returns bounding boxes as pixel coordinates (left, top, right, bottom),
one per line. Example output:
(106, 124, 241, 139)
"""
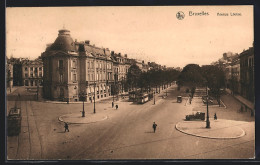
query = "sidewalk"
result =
(59, 113, 108, 124)
(176, 119, 246, 139)
(225, 89, 254, 110)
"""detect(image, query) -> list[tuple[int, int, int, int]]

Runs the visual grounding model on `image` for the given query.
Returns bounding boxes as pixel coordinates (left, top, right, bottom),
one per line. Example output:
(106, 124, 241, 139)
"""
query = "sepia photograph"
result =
(5, 6, 255, 160)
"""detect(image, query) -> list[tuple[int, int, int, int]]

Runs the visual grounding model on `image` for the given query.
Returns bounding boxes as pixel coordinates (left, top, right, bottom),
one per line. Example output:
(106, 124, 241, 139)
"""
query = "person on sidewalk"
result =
(152, 122, 157, 133)
(112, 102, 114, 108)
(64, 122, 69, 132)
(116, 104, 118, 110)
(214, 113, 217, 120)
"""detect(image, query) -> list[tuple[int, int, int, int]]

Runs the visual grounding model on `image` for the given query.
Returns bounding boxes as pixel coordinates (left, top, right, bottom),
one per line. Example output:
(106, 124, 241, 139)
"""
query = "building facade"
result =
(230, 56, 240, 94)
(22, 58, 43, 86)
(41, 29, 114, 102)
(240, 47, 254, 102)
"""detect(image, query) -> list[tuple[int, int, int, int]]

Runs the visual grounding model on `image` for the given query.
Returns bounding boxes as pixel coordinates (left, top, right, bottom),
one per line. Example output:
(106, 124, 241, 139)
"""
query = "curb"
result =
(58, 114, 108, 124)
(175, 121, 246, 139)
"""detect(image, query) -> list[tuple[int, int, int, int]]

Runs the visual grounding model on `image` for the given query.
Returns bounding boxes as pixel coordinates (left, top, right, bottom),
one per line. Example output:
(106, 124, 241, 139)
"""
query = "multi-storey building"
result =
(22, 58, 43, 86)
(6, 57, 43, 87)
(41, 29, 114, 102)
(230, 56, 240, 94)
(240, 47, 254, 102)
(111, 52, 131, 93)
(6, 56, 13, 89)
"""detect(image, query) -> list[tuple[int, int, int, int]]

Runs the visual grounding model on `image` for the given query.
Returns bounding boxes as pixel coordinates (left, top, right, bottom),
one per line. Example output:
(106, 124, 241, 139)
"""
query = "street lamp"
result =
(79, 91, 86, 117)
(154, 91, 156, 105)
(94, 82, 96, 114)
(206, 85, 210, 128)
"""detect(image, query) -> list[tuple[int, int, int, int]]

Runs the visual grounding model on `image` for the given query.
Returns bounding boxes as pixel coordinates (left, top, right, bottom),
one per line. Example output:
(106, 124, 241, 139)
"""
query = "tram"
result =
(7, 107, 22, 136)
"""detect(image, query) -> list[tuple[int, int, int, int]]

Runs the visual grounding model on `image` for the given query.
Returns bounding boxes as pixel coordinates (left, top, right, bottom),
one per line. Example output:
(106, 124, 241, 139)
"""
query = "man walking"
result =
(64, 122, 69, 132)
(152, 122, 157, 133)
(112, 102, 114, 108)
(214, 113, 217, 120)
(116, 104, 118, 110)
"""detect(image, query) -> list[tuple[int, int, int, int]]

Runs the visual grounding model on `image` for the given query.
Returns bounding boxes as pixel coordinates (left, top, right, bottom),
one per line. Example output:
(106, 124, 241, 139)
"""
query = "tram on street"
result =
(8, 107, 22, 136)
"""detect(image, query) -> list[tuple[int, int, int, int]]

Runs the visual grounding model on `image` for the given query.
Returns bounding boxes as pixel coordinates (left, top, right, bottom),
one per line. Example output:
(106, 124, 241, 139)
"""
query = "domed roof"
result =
(48, 29, 75, 52)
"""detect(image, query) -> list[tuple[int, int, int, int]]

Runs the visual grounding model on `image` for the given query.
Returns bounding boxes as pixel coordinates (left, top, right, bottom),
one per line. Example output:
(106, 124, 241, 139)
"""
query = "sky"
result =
(6, 6, 253, 68)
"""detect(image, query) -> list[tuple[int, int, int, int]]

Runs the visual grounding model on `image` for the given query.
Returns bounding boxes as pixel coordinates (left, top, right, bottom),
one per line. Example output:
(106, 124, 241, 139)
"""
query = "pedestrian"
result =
(112, 102, 114, 108)
(64, 122, 69, 132)
(214, 113, 217, 120)
(116, 104, 118, 110)
(152, 122, 157, 133)
(18, 93, 20, 98)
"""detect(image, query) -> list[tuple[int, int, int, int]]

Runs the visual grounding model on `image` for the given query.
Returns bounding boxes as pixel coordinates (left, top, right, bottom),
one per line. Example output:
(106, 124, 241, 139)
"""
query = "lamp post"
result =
(154, 91, 156, 105)
(206, 85, 210, 128)
(94, 82, 96, 114)
(79, 91, 86, 117)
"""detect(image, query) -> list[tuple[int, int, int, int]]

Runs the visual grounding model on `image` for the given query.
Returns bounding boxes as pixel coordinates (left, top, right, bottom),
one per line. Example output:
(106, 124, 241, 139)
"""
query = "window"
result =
(25, 67, 28, 71)
(73, 74, 77, 82)
(39, 67, 42, 71)
(39, 72, 42, 77)
(87, 62, 90, 69)
(30, 73, 33, 77)
(30, 80, 33, 86)
(34, 68, 38, 77)
(30, 67, 33, 71)
(72, 60, 76, 68)
(25, 73, 28, 78)
(60, 74, 63, 83)
(88, 74, 90, 81)
(58, 60, 63, 69)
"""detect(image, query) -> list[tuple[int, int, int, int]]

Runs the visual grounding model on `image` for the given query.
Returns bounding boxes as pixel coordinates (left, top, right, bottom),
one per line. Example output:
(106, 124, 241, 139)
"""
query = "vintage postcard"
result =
(6, 6, 254, 160)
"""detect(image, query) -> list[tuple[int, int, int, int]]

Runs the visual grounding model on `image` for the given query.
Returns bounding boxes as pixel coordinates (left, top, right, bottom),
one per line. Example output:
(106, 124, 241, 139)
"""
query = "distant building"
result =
(6, 57, 43, 87)
(230, 56, 240, 94)
(6, 56, 13, 88)
(22, 58, 43, 86)
(240, 47, 254, 102)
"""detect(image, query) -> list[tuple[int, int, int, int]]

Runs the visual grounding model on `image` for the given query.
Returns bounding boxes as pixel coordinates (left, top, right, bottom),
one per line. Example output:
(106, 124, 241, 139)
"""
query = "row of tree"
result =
(111, 63, 225, 100)
(124, 64, 181, 93)
(177, 64, 225, 101)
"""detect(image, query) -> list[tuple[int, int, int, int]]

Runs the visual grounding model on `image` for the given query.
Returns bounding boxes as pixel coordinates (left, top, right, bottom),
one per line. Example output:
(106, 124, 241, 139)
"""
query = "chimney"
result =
(85, 40, 90, 45)
(124, 54, 127, 58)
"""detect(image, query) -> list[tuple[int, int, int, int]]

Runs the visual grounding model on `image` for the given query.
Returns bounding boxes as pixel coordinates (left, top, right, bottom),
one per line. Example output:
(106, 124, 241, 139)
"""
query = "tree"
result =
(201, 65, 225, 106)
(178, 64, 204, 88)
(126, 64, 142, 91)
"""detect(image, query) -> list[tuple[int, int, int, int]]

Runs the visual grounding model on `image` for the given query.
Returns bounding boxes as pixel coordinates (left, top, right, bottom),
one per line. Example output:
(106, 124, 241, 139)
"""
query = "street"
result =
(7, 85, 254, 159)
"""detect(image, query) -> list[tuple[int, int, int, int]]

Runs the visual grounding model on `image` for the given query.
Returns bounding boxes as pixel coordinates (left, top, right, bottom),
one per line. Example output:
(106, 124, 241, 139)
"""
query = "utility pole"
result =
(154, 91, 155, 105)
(206, 85, 210, 128)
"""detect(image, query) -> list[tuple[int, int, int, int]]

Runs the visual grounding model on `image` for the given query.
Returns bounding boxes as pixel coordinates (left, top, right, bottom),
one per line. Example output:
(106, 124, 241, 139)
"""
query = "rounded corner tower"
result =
(48, 28, 76, 52)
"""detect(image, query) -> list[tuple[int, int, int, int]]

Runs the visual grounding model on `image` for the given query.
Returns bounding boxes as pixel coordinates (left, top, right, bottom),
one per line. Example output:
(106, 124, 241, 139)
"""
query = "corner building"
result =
(41, 29, 114, 102)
